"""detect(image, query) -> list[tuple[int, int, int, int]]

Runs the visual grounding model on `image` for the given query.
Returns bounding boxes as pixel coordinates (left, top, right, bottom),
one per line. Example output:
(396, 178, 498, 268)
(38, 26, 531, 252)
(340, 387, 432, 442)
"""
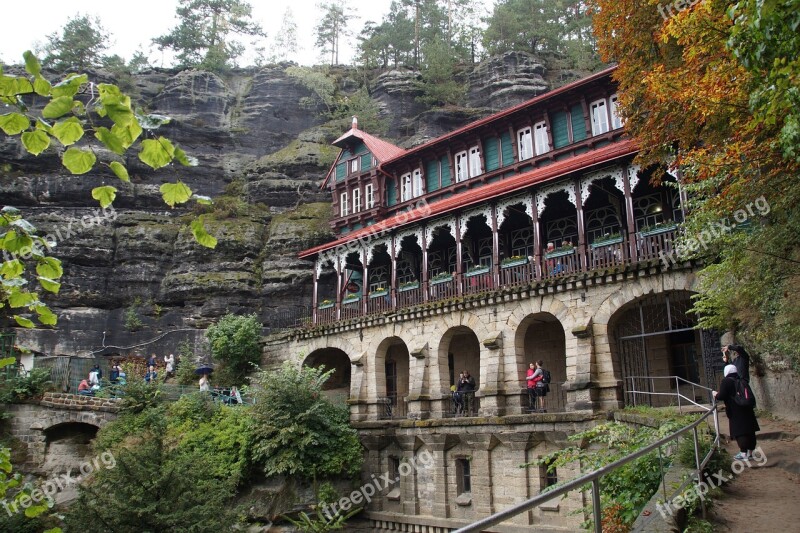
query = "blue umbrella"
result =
(194, 364, 214, 375)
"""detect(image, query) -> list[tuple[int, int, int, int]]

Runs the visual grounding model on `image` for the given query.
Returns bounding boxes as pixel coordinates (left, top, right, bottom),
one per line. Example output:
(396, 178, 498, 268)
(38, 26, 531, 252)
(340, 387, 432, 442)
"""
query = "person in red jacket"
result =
(525, 362, 538, 411)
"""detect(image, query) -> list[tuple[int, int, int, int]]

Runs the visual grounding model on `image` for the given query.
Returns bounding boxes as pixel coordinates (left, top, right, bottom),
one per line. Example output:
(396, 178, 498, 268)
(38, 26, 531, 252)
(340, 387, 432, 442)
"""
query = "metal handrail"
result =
(625, 375, 716, 413)
(454, 379, 720, 533)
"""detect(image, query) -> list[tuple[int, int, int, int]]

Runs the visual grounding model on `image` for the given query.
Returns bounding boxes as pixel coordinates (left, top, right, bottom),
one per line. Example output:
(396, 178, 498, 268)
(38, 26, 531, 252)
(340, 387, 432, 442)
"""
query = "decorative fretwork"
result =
(536, 180, 577, 215)
(579, 165, 625, 205)
(496, 194, 534, 227)
(459, 205, 493, 238)
(627, 164, 641, 191)
(425, 217, 456, 245)
(366, 239, 390, 265)
(393, 227, 423, 256)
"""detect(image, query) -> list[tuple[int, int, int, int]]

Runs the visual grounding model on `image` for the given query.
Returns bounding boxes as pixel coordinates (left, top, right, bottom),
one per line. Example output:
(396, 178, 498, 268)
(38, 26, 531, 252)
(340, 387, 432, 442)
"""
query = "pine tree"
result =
(41, 14, 109, 70)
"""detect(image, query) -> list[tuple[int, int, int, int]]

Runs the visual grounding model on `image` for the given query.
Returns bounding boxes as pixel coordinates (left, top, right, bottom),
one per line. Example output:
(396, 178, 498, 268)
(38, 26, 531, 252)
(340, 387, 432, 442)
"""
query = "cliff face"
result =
(0, 52, 554, 357)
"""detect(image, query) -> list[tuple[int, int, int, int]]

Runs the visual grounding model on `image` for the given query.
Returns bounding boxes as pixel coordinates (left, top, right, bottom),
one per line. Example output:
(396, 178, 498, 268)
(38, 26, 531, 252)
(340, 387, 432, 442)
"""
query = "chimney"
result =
(352, 116, 358, 130)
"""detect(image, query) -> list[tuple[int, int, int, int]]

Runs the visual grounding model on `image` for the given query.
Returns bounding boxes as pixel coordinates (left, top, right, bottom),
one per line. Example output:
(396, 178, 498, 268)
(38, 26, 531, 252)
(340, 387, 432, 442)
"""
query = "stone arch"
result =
(42, 421, 100, 492)
(374, 336, 411, 418)
(604, 286, 718, 407)
(303, 347, 352, 403)
(513, 312, 567, 412)
(436, 325, 481, 415)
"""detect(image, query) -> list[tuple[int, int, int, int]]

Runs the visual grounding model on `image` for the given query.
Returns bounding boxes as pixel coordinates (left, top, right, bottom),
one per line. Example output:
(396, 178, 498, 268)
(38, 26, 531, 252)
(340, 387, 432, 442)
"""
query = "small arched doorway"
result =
(515, 313, 567, 412)
(439, 326, 481, 416)
(375, 337, 410, 419)
(303, 348, 352, 404)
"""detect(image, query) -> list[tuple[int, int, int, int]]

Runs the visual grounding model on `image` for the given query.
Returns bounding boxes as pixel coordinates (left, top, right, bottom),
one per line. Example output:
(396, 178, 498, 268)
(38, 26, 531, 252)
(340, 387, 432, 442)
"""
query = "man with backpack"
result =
(528, 360, 550, 413)
(714, 364, 760, 460)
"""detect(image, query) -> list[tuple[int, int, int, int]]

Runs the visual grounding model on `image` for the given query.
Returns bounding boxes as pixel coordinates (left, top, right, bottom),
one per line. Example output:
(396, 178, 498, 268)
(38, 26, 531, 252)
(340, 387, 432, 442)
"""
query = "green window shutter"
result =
(484, 136, 499, 171)
(552, 111, 570, 149)
(426, 160, 440, 192)
(360, 153, 372, 170)
(440, 156, 452, 187)
(571, 104, 587, 142)
(500, 130, 513, 166)
(335, 162, 346, 182)
(387, 178, 397, 206)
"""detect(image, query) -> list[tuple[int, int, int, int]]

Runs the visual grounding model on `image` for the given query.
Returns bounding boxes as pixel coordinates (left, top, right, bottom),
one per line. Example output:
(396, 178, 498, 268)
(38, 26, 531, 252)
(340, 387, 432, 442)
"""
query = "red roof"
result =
(299, 138, 637, 259)
(321, 127, 406, 188)
(380, 65, 618, 166)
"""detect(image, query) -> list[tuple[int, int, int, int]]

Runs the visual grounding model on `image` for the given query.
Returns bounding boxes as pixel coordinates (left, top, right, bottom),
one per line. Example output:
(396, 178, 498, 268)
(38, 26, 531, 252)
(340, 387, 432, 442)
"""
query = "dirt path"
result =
(707, 414, 800, 531)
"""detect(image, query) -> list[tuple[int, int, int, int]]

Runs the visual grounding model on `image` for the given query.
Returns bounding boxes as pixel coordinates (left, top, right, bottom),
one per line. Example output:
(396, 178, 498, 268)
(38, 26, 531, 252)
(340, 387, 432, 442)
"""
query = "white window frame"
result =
(365, 183, 374, 209)
(534, 121, 550, 155)
(610, 93, 623, 130)
(517, 126, 533, 161)
(412, 168, 423, 198)
(400, 172, 412, 202)
(468, 145, 482, 177)
(349, 158, 359, 174)
(455, 151, 469, 182)
(340, 191, 349, 217)
(590, 98, 610, 136)
(352, 187, 361, 212)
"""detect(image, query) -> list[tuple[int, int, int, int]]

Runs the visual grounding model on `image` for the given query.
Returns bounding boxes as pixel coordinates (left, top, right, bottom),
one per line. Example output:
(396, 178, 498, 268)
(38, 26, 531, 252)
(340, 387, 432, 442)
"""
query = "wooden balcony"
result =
(313, 228, 677, 325)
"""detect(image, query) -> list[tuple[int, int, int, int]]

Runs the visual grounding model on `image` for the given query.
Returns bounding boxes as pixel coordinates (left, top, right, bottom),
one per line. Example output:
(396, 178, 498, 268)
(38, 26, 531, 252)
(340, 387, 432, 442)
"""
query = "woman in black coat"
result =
(714, 364, 760, 460)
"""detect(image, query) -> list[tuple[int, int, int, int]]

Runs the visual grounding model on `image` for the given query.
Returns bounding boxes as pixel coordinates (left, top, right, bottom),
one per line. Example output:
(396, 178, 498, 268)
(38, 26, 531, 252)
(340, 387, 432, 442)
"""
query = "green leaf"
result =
(2, 230, 33, 253)
(174, 146, 198, 166)
(21, 130, 50, 155)
(52, 117, 84, 145)
(0, 357, 17, 368)
(139, 137, 175, 169)
(191, 216, 218, 248)
(137, 113, 171, 130)
(42, 96, 75, 119)
(110, 161, 130, 182)
(193, 194, 213, 205)
(35, 305, 58, 326)
(50, 74, 87, 98)
(0, 112, 30, 135)
(160, 181, 192, 207)
(33, 75, 51, 96)
(24, 501, 50, 518)
(95, 126, 125, 154)
(38, 277, 61, 293)
(92, 186, 117, 208)
(23, 51, 41, 76)
(62, 147, 97, 174)
(0, 259, 23, 279)
(9, 290, 36, 308)
(112, 120, 142, 149)
(0, 75, 33, 97)
(98, 84, 134, 126)
(36, 257, 63, 279)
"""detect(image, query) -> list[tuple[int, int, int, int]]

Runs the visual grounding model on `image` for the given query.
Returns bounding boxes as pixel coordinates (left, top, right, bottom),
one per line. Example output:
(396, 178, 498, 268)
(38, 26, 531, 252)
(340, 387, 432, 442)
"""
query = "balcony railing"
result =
(313, 229, 678, 325)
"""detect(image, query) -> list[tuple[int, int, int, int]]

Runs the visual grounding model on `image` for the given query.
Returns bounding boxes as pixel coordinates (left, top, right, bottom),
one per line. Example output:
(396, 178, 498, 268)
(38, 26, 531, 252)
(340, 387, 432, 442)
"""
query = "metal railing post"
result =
(692, 426, 706, 519)
(592, 478, 602, 533)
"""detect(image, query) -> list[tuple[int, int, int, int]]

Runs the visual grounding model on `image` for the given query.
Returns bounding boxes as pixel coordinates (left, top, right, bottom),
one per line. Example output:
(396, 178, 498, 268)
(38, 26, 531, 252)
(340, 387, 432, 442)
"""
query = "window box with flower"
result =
(500, 255, 529, 268)
(545, 245, 575, 259)
(369, 287, 388, 298)
(590, 233, 624, 249)
(464, 265, 491, 277)
(342, 294, 360, 304)
(318, 299, 335, 310)
(398, 281, 420, 292)
(639, 222, 678, 237)
(430, 272, 454, 285)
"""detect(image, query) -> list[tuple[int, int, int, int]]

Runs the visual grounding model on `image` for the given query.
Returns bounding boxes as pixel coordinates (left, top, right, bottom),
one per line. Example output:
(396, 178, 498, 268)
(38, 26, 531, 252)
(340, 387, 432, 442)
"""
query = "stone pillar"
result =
(418, 434, 460, 519)
(478, 330, 505, 416)
(406, 342, 430, 419)
(495, 433, 535, 526)
(564, 317, 597, 411)
(359, 434, 392, 512)
(461, 434, 498, 517)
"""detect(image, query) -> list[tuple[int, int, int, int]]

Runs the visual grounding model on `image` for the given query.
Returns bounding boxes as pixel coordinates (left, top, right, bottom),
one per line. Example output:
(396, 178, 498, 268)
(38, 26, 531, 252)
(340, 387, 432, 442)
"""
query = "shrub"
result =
(206, 313, 262, 383)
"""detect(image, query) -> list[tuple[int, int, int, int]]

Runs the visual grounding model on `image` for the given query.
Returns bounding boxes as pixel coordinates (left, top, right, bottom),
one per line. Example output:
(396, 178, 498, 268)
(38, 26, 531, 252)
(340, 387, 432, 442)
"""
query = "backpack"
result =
(733, 377, 756, 408)
(542, 369, 551, 384)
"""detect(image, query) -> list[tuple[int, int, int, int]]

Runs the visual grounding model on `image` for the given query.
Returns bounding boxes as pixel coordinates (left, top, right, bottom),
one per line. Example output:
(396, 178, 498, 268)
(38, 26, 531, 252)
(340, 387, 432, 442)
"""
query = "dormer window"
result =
(401, 173, 412, 202)
(340, 191, 349, 217)
(401, 169, 423, 202)
(353, 187, 361, 212)
(610, 94, 623, 130)
(518, 127, 533, 161)
(468, 145, 482, 176)
(349, 158, 359, 175)
(412, 169, 423, 198)
(455, 151, 469, 182)
(365, 183, 375, 209)
(534, 121, 550, 155)
(591, 98, 610, 136)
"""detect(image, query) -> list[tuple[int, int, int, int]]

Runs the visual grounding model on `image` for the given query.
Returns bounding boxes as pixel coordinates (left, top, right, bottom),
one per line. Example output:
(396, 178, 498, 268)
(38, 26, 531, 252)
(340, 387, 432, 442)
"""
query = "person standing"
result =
(714, 364, 760, 460)
(144, 364, 158, 384)
(164, 353, 175, 379)
(525, 362, 538, 411)
(461, 370, 476, 415)
(533, 360, 547, 413)
(199, 373, 211, 392)
(722, 344, 750, 383)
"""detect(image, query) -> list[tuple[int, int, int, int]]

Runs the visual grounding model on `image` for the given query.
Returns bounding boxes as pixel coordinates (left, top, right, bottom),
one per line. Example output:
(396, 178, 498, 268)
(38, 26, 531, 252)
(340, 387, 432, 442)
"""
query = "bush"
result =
(0, 367, 53, 404)
(206, 313, 262, 383)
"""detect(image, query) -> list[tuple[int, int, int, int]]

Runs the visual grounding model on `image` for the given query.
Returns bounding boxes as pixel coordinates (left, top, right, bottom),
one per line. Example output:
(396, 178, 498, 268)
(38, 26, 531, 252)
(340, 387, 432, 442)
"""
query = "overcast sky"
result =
(1, 0, 487, 67)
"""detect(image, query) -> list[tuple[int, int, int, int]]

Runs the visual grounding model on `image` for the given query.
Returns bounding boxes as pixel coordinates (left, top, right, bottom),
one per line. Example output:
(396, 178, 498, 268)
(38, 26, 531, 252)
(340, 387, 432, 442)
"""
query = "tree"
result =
(65, 425, 238, 532)
(589, 0, 800, 367)
(416, 38, 466, 107)
(250, 362, 362, 480)
(206, 312, 262, 383)
(315, 1, 354, 65)
(41, 14, 109, 71)
(273, 7, 300, 62)
(153, 0, 265, 71)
